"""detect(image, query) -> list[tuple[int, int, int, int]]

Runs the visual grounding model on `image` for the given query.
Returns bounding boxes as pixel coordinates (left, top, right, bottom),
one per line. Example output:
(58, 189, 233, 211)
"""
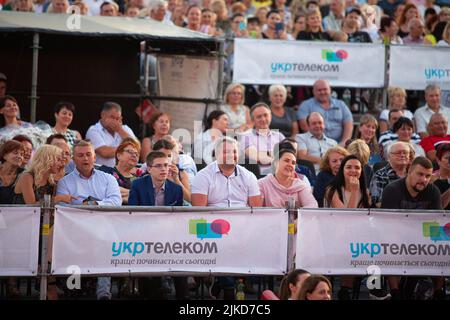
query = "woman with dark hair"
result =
(325, 155, 371, 300)
(0, 95, 32, 133)
(379, 16, 403, 44)
(297, 275, 332, 300)
(262, 9, 289, 39)
(194, 110, 229, 165)
(12, 134, 33, 168)
(279, 269, 311, 300)
(186, 5, 202, 32)
(385, 117, 425, 158)
(52, 101, 82, 147)
(141, 112, 171, 161)
(0, 140, 24, 204)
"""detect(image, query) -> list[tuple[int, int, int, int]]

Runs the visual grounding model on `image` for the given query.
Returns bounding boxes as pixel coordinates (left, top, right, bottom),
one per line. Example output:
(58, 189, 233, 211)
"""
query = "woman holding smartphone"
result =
(262, 9, 289, 40)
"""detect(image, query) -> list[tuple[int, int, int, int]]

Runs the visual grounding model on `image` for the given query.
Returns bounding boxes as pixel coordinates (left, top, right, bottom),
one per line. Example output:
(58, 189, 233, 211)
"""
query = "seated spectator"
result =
(414, 85, 450, 138)
(49, 138, 74, 176)
(296, 112, 337, 174)
(229, 13, 249, 38)
(56, 140, 121, 300)
(194, 110, 228, 165)
(141, 112, 171, 161)
(379, 16, 403, 45)
(220, 83, 252, 133)
(0, 140, 24, 204)
(262, 9, 289, 40)
(356, 114, 381, 165)
(279, 269, 311, 300)
(52, 101, 82, 148)
(433, 144, 450, 209)
(360, 4, 381, 42)
(99, 1, 118, 16)
(153, 138, 191, 203)
(125, 6, 140, 17)
(149, 0, 172, 24)
(47, 0, 69, 13)
(385, 117, 425, 158)
(341, 8, 372, 43)
(297, 275, 332, 300)
(12, 135, 33, 168)
(98, 137, 141, 204)
(403, 18, 426, 44)
(71, 0, 90, 15)
(13, 0, 34, 12)
(381, 156, 445, 300)
(86, 101, 136, 168)
(325, 154, 371, 299)
(397, 3, 420, 38)
(323, 0, 345, 32)
(185, 5, 202, 32)
(268, 84, 299, 138)
(258, 148, 318, 208)
(437, 21, 450, 46)
(346, 139, 373, 186)
(0, 95, 32, 134)
(297, 79, 353, 146)
(191, 137, 262, 207)
(255, 6, 269, 29)
(241, 103, 285, 176)
(313, 146, 350, 207)
(369, 141, 410, 207)
(297, 8, 332, 41)
(379, 87, 413, 134)
(420, 113, 450, 162)
(200, 8, 222, 36)
(290, 14, 306, 39)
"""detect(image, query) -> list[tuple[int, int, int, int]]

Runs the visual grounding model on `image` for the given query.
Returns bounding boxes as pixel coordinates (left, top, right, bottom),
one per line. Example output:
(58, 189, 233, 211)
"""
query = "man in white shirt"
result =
(296, 112, 337, 174)
(86, 102, 136, 167)
(414, 84, 450, 138)
(191, 137, 262, 207)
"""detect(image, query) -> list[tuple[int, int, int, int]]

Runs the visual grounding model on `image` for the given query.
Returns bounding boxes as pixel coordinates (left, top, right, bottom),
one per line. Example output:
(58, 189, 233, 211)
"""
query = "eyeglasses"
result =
(150, 163, 169, 169)
(123, 149, 139, 157)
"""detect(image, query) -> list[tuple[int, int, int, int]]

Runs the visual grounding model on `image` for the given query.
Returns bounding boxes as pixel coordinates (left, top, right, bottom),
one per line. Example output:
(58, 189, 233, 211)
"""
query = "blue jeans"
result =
(96, 277, 112, 299)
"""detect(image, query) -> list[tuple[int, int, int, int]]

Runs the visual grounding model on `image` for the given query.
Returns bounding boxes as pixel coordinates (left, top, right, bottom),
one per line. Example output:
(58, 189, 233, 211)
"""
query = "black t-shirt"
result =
(381, 178, 443, 210)
(297, 31, 332, 41)
(433, 178, 450, 210)
(347, 31, 372, 43)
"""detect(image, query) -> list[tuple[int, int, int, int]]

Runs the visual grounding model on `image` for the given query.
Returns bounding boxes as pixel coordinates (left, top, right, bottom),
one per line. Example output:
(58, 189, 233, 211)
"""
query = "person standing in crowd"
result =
(297, 275, 332, 300)
(381, 156, 445, 300)
(296, 112, 337, 174)
(414, 85, 450, 138)
(419, 113, 450, 162)
(370, 141, 410, 207)
(379, 87, 414, 134)
(297, 79, 353, 146)
(385, 117, 425, 158)
(220, 83, 252, 133)
(56, 140, 121, 300)
(194, 110, 229, 165)
(52, 101, 82, 148)
(297, 8, 332, 41)
(268, 84, 299, 138)
(356, 114, 381, 166)
(313, 146, 350, 207)
(12, 135, 33, 169)
(98, 137, 141, 204)
(258, 148, 318, 208)
(153, 138, 191, 203)
(86, 102, 136, 168)
(262, 9, 289, 40)
(242, 103, 285, 176)
(0, 95, 31, 134)
(141, 112, 171, 161)
(324, 155, 371, 300)
(278, 269, 311, 300)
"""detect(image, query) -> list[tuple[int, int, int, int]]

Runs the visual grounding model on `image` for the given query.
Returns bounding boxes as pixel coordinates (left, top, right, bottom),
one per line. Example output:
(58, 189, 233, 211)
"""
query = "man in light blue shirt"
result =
(56, 139, 121, 300)
(297, 79, 353, 145)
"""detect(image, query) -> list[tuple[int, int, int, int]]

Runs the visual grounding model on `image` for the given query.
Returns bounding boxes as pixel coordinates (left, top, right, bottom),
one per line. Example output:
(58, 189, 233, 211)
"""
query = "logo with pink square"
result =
(189, 219, 231, 239)
(423, 221, 450, 242)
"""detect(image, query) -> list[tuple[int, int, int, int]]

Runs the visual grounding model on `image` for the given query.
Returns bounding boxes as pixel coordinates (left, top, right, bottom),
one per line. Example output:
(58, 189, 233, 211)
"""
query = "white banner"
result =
(296, 209, 450, 276)
(389, 45, 450, 90)
(233, 39, 386, 87)
(0, 207, 40, 276)
(52, 206, 288, 275)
